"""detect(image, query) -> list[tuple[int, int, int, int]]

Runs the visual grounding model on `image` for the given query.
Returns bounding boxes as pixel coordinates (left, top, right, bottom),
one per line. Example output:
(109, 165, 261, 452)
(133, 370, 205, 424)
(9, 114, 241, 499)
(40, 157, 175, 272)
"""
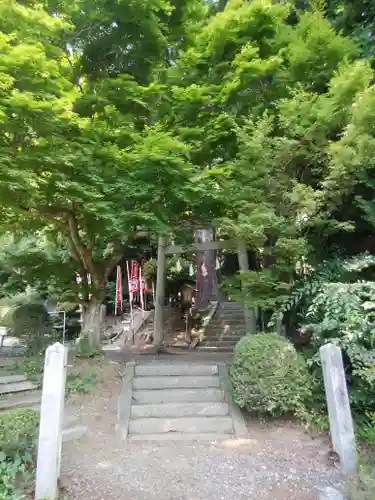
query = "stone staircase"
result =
(0, 374, 41, 410)
(137, 306, 179, 344)
(197, 301, 246, 351)
(135, 302, 246, 352)
(119, 361, 247, 441)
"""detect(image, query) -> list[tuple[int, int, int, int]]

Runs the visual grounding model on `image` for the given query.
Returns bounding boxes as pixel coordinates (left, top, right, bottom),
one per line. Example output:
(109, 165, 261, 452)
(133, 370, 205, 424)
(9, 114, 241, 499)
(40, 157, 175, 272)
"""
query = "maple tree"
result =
(0, 0, 213, 347)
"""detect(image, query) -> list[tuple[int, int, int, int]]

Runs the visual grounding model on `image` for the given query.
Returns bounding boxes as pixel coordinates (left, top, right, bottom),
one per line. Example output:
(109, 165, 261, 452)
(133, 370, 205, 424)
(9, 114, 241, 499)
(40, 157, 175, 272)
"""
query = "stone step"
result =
(219, 310, 244, 315)
(0, 374, 27, 384)
(219, 301, 244, 309)
(199, 341, 239, 348)
(0, 391, 42, 410)
(210, 323, 245, 330)
(0, 380, 38, 395)
(133, 375, 221, 390)
(135, 363, 218, 377)
(216, 311, 245, 316)
(219, 316, 244, 319)
(128, 432, 234, 442)
(209, 321, 245, 327)
(62, 425, 87, 442)
(129, 416, 234, 435)
(132, 388, 224, 405)
(195, 345, 234, 352)
(131, 401, 229, 419)
(213, 327, 245, 332)
(203, 336, 242, 342)
(213, 311, 245, 317)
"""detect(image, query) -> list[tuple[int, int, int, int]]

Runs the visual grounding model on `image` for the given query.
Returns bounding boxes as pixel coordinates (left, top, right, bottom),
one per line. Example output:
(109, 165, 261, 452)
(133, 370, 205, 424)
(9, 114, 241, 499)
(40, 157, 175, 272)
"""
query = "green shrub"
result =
(230, 332, 312, 416)
(0, 408, 39, 498)
(346, 461, 375, 499)
(356, 412, 375, 444)
(66, 366, 101, 394)
(0, 455, 33, 500)
(0, 409, 39, 460)
(275, 254, 375, 419)
(4, 303, 53, 356)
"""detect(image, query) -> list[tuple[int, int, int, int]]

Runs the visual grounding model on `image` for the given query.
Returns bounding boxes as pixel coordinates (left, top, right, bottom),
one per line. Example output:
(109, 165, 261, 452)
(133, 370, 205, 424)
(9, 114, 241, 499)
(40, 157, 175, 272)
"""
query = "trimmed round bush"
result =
(0, 409, 39, 460)
(230, 332, 312, 416)
(3, 303, 53, 356)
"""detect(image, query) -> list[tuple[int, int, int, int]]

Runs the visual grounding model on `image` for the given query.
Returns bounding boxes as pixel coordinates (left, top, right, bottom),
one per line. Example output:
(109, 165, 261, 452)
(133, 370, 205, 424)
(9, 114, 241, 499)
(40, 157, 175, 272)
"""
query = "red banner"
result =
(115, 265, 122, 305)
(130, 260, 140, 293)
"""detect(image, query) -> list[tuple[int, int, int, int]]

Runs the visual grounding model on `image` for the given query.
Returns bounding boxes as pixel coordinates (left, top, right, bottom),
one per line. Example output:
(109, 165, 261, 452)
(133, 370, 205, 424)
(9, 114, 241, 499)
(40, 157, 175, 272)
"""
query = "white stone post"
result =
(0, 326, 7, 349)
(35, 343, 68, 500)
(320, 343, 357, 475)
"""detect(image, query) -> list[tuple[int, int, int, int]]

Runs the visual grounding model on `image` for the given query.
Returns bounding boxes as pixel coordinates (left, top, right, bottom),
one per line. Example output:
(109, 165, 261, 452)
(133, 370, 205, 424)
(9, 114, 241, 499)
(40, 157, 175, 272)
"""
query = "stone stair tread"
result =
(216, 325, 245, 329)
(0, 374, 27, 384)
(129, 416, 234, 435)
(62, 424, 87, 442)
(135, 364, 218, 377)
(218, 302, 244, 305)
(0, 380, 38, 395)
(202, 339, 242, 344)
(128, 432, 235, 442)
(122, 358, 249, 442)
(131, 401, 229, 418)
(0, 391, 42, 410)
(200, 340, 240, 346)
(195, 346, 234, 352)
(218, 314, 244, 318)
(207, 335, 244, 340)
(132, 387, 225, 404)
(133, 375, 221, 390)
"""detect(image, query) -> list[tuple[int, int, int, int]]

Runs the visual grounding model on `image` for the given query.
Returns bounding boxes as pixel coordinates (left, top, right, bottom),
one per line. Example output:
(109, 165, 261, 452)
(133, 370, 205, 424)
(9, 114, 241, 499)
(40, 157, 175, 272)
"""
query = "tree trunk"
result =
(195, 227, 219, 309)
(81, 299, 103, 350)
(262, 235, 284, 334)
(153, 235, 167, 348)
(236, 239, 257, 334)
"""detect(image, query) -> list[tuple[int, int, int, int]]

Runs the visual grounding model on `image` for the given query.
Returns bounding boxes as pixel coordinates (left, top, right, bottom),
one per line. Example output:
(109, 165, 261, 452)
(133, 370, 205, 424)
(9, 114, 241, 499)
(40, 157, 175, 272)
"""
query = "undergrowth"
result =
(0, 409, 39, 499)
(66, 366, 101, 394)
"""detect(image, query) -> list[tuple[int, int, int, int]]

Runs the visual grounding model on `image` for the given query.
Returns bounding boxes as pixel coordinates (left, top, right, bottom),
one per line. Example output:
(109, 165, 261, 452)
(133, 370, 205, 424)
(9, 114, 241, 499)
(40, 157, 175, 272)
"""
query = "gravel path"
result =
(61, 359, 343, 500)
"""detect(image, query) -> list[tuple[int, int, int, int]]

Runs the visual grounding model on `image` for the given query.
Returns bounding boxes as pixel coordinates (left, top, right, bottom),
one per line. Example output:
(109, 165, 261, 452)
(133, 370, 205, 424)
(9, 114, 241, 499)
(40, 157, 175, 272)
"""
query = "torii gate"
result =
(152, 236, 257, 348)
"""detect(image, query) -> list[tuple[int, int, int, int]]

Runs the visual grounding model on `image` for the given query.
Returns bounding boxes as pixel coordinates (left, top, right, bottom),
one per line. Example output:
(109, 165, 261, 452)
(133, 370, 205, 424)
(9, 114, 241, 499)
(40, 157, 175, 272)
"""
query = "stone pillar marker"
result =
(320, 343, 357, 475)
(0, 326, 7, 349)
(35, 342, 68, 500)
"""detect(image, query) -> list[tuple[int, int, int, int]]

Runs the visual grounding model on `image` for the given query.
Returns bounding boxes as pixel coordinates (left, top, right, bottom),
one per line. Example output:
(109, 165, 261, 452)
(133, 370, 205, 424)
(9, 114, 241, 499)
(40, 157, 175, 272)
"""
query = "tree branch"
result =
(104, 239, 124, 276)
(65, 229, 81, 262)
(65, 212, 94, 274)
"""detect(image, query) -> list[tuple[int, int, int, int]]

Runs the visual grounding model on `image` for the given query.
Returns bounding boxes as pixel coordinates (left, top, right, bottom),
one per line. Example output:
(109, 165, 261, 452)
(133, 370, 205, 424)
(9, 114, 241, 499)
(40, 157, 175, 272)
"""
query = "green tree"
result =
(0, 0, 214, 347)
(167, 0, 371, 315)
(0, 232, 79, 301)
(295, 0, 375, 59)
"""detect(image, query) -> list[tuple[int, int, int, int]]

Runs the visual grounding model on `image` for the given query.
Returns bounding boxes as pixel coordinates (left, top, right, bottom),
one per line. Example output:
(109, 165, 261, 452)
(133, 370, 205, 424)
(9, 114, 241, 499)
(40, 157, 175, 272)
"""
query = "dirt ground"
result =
(60, 358, 343, 500)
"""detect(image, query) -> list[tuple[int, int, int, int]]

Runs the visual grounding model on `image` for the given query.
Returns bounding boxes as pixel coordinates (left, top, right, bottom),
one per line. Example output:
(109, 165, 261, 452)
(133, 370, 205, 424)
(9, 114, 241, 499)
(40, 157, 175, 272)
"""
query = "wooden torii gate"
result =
(152, 236, 257, 348)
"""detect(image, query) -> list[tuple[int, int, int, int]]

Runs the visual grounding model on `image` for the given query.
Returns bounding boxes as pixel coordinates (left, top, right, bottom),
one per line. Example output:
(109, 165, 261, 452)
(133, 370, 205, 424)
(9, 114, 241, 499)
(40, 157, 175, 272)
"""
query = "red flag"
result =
(130, 260, 140, 294)
(115, 265, 122, 306)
